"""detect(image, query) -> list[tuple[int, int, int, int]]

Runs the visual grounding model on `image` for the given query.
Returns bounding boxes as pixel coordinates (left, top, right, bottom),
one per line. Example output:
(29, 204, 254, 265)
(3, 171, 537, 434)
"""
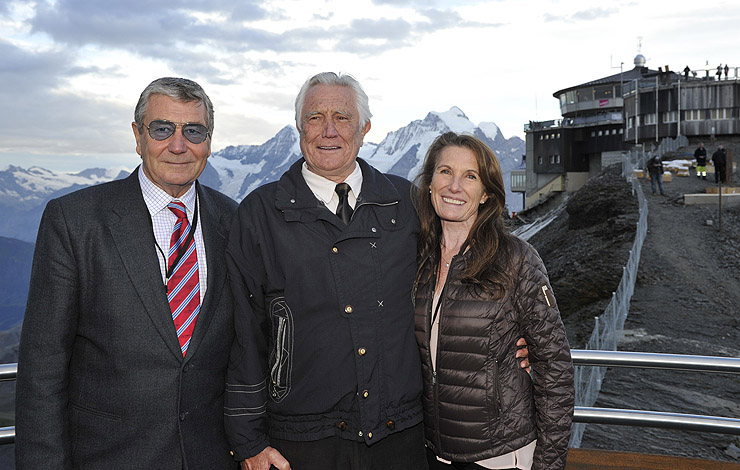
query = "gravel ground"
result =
(525, 151, 740, 463)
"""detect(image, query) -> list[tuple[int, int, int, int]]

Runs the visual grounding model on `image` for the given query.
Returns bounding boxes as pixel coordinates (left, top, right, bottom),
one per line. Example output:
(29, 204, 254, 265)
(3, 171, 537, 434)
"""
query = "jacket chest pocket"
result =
(370, 203, 403, 233)
(268, 297, 294, 403)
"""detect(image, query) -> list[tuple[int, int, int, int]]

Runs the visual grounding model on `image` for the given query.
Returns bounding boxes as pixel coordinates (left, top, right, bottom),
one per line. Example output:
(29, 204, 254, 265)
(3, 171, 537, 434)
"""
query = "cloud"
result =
(0, 40, 133, 156)
(417, 8, 505, 31)
(544, 7, 618, 23)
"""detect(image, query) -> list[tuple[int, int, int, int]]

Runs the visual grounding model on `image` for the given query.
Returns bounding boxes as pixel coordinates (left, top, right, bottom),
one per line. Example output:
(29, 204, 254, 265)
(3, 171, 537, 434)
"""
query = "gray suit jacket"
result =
(16, 170, 239, 469)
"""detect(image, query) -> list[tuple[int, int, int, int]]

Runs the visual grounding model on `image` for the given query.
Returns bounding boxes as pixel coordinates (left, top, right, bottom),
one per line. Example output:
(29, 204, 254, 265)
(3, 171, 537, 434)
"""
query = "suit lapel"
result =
(181, 184, 229, 362)
(108, 172, 185, 360)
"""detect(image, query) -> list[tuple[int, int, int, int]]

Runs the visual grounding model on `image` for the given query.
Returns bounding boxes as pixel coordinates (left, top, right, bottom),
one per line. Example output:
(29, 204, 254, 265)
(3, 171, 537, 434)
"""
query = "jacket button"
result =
(362, 389, 369, 399)
(229, 450, 235, 456)
(358, 347, 366, 356)
(367, 431, 373, 439)
(358, 431, 363, 437)
(386, 420, 395, 430)
(391, 218, 396, 224)
(344, 305, 353, 314)
(371, 227, 377, 233)
(338, 421, 348, 431)
(332, 246, 338, 253)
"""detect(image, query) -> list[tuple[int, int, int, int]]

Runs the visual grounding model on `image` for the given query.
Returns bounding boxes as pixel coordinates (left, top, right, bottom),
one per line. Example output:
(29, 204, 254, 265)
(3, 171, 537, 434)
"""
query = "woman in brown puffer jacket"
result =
(412, 132, 574, 470)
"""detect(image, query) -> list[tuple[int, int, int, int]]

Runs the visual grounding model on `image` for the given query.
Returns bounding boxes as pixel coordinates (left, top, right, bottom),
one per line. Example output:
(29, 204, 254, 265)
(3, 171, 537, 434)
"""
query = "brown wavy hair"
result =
(413, 131, 514, 297)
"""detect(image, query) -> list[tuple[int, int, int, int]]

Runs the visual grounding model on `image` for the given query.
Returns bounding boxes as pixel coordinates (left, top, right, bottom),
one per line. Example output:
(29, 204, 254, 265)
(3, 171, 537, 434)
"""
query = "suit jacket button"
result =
(386, 420, 395, 430)
(337, 421, 348, 431)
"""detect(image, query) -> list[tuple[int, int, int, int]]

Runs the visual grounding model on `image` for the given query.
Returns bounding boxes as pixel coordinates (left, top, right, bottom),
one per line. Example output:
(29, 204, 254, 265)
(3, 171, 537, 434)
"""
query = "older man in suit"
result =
(15, 77, 238, 469)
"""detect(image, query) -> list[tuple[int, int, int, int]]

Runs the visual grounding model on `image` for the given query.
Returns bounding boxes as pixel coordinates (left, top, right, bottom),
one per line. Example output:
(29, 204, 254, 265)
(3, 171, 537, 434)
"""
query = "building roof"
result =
(552, 65, 660, 98)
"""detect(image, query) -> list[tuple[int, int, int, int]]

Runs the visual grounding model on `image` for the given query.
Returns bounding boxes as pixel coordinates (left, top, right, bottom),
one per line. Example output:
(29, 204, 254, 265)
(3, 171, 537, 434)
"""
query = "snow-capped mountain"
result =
(0, 166, 131, 242)
(0, 107, 524, 242)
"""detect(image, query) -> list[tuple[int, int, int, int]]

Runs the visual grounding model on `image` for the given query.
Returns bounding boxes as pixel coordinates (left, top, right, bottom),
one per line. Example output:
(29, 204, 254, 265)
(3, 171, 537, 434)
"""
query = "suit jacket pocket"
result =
(70, 400, 123, 421)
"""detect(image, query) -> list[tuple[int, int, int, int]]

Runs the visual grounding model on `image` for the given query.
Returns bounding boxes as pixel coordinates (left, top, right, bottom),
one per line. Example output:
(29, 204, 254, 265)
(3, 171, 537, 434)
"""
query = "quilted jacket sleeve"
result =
(514, 240, 575, 470)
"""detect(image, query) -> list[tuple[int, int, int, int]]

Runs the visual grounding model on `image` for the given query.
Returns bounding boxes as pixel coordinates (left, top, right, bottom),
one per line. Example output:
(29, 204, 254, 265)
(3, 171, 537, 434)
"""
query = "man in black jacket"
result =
(646, 154, 665, 195)
(712, 145, 727, 183)
(224, 72, 427, 470)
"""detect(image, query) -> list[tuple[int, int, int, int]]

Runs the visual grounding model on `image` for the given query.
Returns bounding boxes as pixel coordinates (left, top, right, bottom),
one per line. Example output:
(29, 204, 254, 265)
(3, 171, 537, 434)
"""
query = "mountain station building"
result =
(513, 54, 740, 211)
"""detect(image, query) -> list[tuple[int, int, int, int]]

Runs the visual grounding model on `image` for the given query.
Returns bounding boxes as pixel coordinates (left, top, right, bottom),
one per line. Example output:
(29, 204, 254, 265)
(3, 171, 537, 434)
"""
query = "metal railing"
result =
(571, 350, 740, 435)
(2, 350, 740, 446)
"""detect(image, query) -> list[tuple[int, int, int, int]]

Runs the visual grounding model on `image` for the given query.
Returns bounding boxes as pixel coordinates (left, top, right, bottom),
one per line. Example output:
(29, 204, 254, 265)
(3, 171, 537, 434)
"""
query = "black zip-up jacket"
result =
(414, 237, 574, 469)
(224, 158, 423, 460)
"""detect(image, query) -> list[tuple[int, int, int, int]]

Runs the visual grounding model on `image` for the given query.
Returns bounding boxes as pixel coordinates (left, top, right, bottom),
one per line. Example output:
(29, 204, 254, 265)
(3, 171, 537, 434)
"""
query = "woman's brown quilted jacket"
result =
(413, 237, 574, 469)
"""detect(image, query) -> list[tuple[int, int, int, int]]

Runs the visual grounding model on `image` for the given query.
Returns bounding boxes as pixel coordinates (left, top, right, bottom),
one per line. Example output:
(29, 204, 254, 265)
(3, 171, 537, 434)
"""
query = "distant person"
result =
(712, 145, 727, 184)
(412, 132, 574, 470)
(647, 154, 666, 195)
(223, 72, 530, 470)
(15, 77, 239, 469)
(694, 142, 708, 180)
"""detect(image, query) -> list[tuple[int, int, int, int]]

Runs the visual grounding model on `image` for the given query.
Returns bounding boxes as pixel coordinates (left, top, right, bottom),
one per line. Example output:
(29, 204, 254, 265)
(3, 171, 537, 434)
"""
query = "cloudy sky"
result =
(2, 0, 738, 172)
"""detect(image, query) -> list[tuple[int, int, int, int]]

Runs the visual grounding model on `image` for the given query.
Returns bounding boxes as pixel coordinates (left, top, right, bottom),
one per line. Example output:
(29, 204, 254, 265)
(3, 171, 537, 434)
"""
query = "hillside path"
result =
(580, 166, 740, 462)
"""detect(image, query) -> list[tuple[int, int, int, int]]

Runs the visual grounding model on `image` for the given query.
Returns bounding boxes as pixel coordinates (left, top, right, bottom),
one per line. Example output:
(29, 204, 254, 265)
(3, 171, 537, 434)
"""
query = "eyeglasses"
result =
(145, 120, 210, 144)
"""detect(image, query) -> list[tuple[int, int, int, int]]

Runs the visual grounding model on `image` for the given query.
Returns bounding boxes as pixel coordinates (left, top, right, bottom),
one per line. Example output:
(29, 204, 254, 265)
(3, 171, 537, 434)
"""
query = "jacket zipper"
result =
(351, 199, 398, 223)
(494, 357, 503, 416)
(430, 255, 454, 453)
(271, 316, 286, 389)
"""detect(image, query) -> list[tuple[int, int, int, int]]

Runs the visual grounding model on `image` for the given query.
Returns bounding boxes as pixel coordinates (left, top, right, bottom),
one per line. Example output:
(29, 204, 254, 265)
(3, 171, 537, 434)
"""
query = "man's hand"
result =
(240, 446, 290, 470)
(516, 337, 530, 370)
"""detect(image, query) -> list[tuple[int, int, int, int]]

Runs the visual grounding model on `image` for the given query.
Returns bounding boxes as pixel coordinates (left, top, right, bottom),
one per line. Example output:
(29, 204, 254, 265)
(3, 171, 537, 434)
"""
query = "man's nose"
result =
(168, 129, 188, 153)
(322, 118, 339, 138)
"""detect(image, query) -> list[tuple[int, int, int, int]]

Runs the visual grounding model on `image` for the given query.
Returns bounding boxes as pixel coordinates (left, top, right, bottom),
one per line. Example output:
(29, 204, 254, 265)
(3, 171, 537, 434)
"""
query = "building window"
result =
(710, 108, 730, 120)
(663, 111, 677, 123)
(556, 155, 561, 164)
(594, 85, 612, 100)
(619, 128, 624, 134)
(511, 173, 526, 188)
(628, 117, 634, 128)
(598, 130, 603, 136)
(685, 109, 702, 121)
(557, 133, 560, 138)
(644, 113, 657, 125)
(539, 135, 543, 140)
(538, 156, 543, 164)
(591, 131, 596, 137)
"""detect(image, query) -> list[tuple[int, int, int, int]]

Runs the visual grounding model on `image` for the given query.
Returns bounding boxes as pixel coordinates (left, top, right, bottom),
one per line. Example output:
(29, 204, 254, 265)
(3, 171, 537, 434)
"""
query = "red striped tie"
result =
(167, 201, 200, 356)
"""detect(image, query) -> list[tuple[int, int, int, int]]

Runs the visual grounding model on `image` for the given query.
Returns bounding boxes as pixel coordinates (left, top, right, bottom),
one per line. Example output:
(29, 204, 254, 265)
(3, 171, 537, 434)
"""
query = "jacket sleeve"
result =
(224, 201, 271, 461)
(15, 199, 77, 468)
(515, 243, 575, 470)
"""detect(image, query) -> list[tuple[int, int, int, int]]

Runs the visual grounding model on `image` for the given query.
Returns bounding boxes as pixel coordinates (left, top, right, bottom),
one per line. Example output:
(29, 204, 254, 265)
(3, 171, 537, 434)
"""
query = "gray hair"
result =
(134, 77, 214, 135)
(294, 72, 372, 131)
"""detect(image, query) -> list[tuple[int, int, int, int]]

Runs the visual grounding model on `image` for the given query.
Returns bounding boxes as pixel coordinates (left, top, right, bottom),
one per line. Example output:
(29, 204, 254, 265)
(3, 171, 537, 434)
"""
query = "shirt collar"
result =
(138, 166, 197, 216)
(301, 160, 363, 204)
